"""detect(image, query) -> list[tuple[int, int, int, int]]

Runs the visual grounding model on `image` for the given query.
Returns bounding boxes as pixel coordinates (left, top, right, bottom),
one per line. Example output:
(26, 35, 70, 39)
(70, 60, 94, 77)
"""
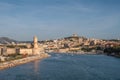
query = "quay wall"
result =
(19, 49, 33, 55)
(0, 53, 50, 70)
(6, 48, 16, 55)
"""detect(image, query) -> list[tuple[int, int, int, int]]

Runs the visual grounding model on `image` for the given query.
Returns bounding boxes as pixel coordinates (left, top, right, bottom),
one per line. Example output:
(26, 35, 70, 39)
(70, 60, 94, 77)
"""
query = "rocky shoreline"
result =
(0, 53, 50, 70)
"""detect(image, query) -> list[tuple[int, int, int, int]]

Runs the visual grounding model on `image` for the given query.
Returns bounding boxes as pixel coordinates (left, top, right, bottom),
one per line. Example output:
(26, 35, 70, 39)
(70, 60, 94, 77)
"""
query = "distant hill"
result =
(0, 37, 17, 44)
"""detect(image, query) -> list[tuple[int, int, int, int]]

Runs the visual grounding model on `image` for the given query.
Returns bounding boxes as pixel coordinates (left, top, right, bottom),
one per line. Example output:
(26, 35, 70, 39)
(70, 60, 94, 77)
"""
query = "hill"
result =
(0, 37, 17, 44)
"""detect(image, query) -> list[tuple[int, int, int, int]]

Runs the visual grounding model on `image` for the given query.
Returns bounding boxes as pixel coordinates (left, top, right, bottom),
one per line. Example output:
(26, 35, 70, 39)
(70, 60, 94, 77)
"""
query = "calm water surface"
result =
(0, 53, 120, 80)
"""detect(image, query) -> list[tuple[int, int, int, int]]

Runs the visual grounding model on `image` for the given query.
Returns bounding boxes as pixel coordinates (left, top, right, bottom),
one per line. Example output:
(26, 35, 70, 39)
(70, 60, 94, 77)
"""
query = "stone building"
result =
(0, 36, 44, 56)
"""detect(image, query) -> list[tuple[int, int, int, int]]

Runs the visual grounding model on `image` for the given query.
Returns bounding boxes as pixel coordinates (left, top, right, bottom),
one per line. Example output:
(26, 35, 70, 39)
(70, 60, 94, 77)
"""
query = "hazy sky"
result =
(0, 0, 120, 41)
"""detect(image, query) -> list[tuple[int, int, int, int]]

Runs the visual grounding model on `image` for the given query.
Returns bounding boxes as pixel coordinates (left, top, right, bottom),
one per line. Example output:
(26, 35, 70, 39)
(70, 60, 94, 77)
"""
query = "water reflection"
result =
(34, 60, 40, 73)
(1, 54, 120, 80)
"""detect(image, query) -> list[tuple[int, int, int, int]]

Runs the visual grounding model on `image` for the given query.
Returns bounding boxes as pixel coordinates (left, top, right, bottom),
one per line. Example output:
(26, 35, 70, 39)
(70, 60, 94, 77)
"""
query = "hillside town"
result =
(41, 34, 120, 55)
(0, 34, 120, 62)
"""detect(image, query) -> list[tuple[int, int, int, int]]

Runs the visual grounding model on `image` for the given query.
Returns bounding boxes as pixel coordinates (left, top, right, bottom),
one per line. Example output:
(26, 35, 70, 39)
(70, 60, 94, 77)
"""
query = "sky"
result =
(0, 0, 120, 41)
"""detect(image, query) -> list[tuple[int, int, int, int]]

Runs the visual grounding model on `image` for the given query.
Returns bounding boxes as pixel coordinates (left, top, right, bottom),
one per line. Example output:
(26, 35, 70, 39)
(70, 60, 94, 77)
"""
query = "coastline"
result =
(0, 53, 50, 70)
(48, 51, 102, 55)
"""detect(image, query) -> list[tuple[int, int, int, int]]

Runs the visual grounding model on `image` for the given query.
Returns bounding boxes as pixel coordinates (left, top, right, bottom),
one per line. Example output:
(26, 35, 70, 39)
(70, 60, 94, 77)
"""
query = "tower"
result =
(33, 36, 44, 55)
(33, 36, 38, 49)
(33, 36, 39, 55)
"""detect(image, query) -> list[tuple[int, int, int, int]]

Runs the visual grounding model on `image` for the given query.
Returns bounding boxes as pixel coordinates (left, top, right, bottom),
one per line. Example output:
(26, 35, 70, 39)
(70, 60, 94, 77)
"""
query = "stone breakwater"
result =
(0, 53, 50, 70)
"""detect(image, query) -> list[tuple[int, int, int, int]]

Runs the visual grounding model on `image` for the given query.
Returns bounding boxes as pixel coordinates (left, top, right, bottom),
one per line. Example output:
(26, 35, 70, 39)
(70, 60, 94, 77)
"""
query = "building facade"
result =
(0, 36, 44, 56)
